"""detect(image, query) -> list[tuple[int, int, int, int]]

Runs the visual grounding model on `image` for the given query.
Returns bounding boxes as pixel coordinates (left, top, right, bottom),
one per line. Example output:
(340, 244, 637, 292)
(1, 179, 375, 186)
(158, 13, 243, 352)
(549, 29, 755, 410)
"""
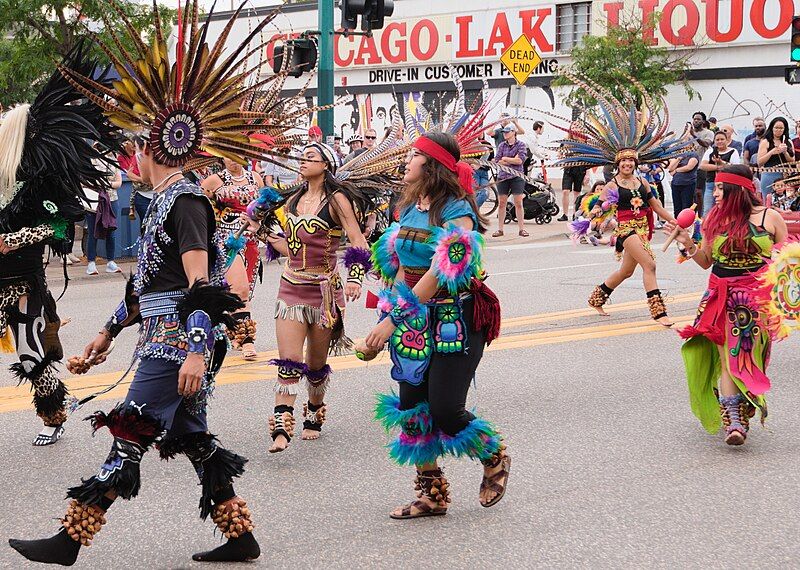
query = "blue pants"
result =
(703, 182, 715, 217)
(473, 170, 490, 207)
(124, 357, 207, 436)
(85, 201, 117, 262)
(133, 192, 152, 222)
(671, 182, 696, 217)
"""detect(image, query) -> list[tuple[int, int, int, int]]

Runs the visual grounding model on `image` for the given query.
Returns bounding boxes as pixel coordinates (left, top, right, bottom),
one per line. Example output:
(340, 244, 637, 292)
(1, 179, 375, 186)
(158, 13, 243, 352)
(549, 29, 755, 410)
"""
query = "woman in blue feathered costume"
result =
(365, 131, 509, 519)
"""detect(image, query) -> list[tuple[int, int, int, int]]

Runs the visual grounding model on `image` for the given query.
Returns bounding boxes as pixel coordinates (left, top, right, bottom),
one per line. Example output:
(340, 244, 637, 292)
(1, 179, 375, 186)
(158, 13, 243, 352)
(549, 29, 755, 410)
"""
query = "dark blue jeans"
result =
(133, 192, 152, 222)
(85, 201, 117, 262)
(473, 169, 490, 207)
(671, 182, 696, 217)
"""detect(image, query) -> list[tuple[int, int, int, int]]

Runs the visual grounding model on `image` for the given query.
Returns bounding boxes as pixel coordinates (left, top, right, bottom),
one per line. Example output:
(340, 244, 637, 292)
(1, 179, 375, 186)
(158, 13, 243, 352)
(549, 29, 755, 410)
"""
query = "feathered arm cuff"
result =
(1, 224, 55, 250)
(343, 246, 373, 285)
(428, 223, 485, 296)
(104, 275, 142, 338)
(370, 223, 400, 285)
(176, 281, 245, 354)
(382, 282, 425, 326)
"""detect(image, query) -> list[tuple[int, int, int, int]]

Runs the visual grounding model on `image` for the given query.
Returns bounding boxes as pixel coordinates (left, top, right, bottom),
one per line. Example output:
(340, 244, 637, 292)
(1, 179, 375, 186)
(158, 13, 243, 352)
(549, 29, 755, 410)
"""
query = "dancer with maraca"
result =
(551, 74, 692, 325)
(666, 164, 788, 446)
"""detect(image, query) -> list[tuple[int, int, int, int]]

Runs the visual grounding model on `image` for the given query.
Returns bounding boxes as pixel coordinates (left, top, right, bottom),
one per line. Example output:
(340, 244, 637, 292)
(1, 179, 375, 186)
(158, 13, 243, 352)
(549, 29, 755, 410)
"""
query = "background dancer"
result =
(552, 74, 692, 326)
(668, 165, 787, 446)
(203, 157, 265, 360)
(0, 41, 119, 446)
(250, 142, 371, 452)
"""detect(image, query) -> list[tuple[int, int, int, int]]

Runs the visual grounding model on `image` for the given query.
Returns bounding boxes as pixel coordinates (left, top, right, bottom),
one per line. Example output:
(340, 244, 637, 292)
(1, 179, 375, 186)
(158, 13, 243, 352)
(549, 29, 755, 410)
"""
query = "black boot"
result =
(192, 532, 261, 562)
(9, 529, 81, 567)
(193, 497, 259, 562)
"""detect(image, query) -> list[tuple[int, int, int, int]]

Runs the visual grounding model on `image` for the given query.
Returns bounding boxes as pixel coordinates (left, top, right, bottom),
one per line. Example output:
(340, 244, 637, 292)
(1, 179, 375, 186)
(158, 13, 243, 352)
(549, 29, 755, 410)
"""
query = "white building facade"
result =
(206, 0, 800, 144)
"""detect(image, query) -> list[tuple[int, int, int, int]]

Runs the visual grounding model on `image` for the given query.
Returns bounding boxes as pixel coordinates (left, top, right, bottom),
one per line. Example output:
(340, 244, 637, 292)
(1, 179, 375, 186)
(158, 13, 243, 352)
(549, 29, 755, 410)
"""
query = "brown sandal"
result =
(480, 451, 511, 508)
(389, 468, 450, 519)
(492, 230, 504, 237)
(518, 230, 529, 237)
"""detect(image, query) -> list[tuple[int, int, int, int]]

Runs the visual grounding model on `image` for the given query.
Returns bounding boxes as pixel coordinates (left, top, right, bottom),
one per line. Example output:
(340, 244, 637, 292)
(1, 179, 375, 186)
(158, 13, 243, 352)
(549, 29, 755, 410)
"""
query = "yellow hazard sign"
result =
(500, 35, 543, 86)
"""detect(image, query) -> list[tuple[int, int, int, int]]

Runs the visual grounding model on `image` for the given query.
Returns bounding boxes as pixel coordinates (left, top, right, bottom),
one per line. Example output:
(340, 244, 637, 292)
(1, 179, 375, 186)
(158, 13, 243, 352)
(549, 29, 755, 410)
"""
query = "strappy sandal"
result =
(268, 406, 295, 453)
(301, 401, 326, 440)
(32, 424, 65, 446)
(480, 449, 511, 508)
(518, 230, 529, 237)
(241, 344, 258, 361)
(389, 468, 451, 520)
(492, 230, 504, 237)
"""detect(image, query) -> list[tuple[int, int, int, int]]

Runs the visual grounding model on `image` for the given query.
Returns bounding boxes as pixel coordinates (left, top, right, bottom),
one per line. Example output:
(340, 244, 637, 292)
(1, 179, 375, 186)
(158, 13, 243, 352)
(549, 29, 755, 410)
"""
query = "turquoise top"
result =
(395, 199, 477, 268)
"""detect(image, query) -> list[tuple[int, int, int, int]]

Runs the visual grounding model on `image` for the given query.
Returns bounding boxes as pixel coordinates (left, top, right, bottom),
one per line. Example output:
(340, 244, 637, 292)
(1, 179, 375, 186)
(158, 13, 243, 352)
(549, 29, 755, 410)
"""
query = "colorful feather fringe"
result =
(371, 223, 400, 284)
(342, 246, 373, 272)
(374, 392, 441, 466)
(439, 415, 502, 461)
(760, 239, 800, 336)
(428, 223, 484, 296)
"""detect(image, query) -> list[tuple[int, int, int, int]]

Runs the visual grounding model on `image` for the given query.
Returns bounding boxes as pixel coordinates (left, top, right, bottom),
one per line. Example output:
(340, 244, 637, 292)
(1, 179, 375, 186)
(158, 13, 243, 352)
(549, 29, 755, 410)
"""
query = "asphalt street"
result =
(1, 224, 799, 569)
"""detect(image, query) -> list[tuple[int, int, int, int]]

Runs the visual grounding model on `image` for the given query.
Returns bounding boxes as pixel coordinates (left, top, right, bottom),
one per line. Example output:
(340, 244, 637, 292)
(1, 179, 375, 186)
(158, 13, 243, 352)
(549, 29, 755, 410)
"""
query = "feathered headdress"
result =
(335, 115, 408, 193)
(551, 72, 693, 167)
(404, 65, 497, 161)
(0, 38, 121, 230)
(59, 0, 298, 167)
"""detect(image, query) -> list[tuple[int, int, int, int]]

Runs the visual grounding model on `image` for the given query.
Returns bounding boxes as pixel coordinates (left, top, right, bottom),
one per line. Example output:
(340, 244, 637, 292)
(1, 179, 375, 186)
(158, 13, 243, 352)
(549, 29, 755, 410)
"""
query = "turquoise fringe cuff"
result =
(439, 415, 502, 461)
(374, 392, 441, 466)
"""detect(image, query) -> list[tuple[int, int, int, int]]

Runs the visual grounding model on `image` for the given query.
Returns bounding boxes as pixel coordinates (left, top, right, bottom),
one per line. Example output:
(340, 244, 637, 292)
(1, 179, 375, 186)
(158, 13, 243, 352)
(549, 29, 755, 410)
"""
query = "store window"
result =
(557, 2, 591, 53)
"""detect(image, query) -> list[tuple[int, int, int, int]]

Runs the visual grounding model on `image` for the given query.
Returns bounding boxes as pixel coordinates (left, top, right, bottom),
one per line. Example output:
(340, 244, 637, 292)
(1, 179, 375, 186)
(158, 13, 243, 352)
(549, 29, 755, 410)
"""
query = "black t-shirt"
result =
(146, 194, 214, 293)
(705, 148, 737, 183)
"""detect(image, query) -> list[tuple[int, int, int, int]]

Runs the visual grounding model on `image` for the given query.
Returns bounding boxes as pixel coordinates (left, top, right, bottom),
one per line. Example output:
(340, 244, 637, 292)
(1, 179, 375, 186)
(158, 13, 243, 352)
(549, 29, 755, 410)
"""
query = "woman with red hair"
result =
(667, 164, 787, 446)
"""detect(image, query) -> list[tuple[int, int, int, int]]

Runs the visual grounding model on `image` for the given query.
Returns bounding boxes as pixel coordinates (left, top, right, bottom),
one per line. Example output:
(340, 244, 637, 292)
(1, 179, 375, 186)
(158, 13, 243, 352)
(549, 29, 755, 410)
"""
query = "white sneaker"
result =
(106, 261, 122, 273)
(86, 262, 98, 275)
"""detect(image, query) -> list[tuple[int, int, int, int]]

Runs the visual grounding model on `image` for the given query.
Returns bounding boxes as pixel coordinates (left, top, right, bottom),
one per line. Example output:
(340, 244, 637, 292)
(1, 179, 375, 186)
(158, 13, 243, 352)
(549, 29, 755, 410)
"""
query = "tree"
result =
(552, 10, 699, 109)
(0, 1, 176, 106)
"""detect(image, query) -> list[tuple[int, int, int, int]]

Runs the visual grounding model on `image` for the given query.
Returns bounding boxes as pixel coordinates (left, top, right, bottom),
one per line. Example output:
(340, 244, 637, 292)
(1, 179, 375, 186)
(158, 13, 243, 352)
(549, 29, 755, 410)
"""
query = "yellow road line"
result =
(0, 313, 695, 414)
(502, 291, 702, 327)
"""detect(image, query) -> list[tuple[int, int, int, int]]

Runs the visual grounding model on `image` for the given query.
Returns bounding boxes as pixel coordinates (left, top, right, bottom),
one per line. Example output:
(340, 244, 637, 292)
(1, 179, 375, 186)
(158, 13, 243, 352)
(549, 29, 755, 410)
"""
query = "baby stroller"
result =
(504, 178, 560, 225)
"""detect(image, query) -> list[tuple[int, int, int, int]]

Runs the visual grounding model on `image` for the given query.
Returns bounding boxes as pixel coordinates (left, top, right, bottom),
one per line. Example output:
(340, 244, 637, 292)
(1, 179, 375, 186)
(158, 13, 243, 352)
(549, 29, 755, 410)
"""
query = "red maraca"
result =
(662, 204, 697, 251)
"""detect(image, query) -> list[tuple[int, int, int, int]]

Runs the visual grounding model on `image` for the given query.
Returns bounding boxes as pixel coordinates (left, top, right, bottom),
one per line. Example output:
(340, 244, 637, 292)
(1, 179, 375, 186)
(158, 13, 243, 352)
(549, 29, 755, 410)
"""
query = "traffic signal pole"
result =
(318, 0, 335, 139)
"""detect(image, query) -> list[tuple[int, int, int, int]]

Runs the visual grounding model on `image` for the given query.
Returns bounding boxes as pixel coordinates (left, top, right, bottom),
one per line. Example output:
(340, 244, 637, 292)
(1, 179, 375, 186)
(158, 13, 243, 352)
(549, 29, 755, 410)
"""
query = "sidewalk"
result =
(46, 256, 136, 284)
(484, 217, 570, 246)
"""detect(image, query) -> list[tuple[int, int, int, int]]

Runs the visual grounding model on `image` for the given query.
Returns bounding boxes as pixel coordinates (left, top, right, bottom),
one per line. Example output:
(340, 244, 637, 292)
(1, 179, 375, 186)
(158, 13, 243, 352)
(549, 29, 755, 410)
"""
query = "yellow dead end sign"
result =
(500, 35, 542, 86)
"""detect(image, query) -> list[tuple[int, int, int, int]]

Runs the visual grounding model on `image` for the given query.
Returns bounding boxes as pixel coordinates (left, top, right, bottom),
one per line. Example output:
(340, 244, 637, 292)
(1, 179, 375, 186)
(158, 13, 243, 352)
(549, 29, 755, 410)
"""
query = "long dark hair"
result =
(702, 164, 762, 254)
(398, 131, 488, 232)
(288, 170, 367, 227)
(765, 116, 791, 150)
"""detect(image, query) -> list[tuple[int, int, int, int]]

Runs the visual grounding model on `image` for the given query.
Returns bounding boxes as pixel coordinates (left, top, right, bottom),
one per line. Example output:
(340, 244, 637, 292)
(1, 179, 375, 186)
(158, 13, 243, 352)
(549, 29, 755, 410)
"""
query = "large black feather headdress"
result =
(0, 38, 121, 232)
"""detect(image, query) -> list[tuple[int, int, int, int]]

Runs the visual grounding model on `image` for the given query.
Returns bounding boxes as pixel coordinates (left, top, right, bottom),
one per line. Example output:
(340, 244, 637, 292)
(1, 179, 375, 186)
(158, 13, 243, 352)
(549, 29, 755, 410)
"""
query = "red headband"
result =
(413, 137, 475, 194)
(716, 172, 756, 192)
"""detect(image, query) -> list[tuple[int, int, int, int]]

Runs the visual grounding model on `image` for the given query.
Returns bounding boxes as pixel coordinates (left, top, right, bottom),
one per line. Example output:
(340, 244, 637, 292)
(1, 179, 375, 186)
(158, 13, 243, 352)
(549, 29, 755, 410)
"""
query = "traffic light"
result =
(364, 0, 394, 31)
(792, 16, 800, 63)
(272, 37, 318, 78)
(341, 0, 393, 32)
(341, 0, 368, 30)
